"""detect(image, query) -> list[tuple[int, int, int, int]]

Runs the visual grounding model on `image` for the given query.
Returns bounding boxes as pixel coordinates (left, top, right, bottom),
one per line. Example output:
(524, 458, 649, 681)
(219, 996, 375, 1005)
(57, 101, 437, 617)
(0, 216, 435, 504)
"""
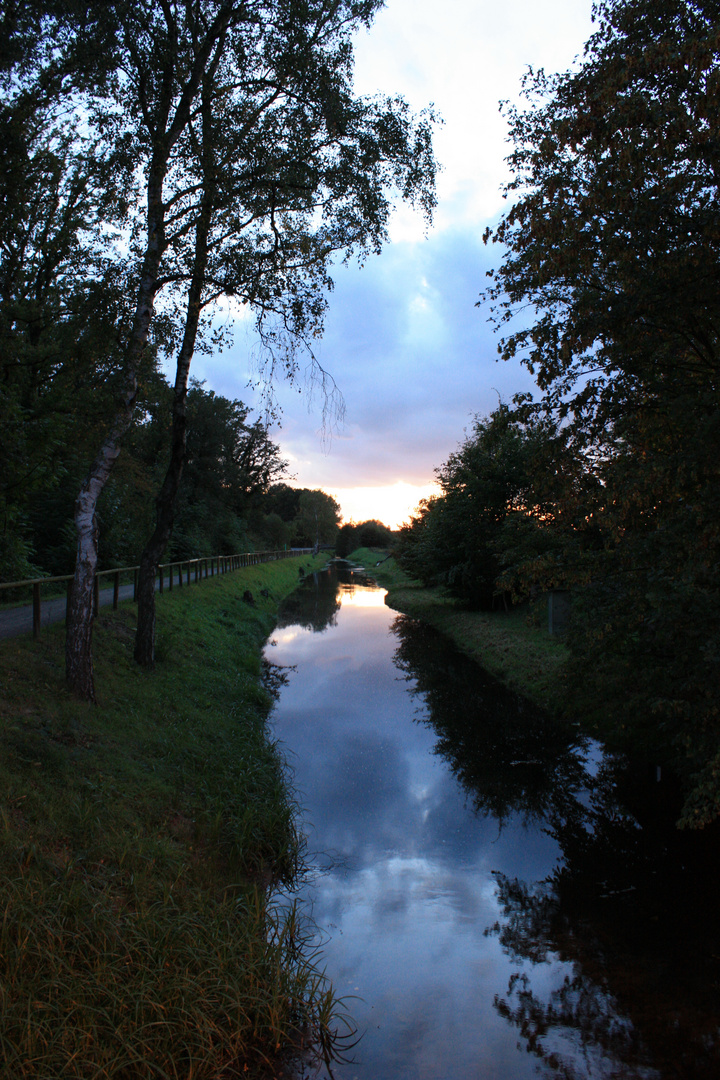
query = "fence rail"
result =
(0, 549, 314, 640)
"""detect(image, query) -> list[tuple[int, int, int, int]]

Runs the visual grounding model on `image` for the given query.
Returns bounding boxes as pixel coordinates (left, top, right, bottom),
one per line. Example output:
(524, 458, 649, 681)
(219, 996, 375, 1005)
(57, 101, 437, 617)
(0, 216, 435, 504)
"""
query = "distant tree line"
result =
(1, 366, 340, 579)
(335, 518, 395, 557)
(398, 0, 720, 828)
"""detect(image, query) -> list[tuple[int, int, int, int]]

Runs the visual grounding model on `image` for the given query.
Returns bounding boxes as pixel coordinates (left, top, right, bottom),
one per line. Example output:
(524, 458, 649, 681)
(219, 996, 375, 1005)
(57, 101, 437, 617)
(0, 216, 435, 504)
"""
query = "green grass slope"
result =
(0, 553, 351, 1078)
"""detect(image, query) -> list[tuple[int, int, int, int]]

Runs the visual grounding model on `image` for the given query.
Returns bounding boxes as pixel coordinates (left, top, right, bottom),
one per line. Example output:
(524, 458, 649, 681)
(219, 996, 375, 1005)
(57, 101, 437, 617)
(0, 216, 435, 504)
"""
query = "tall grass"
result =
(0, 554, 354, 1077)
(0, 866, 353, 1078)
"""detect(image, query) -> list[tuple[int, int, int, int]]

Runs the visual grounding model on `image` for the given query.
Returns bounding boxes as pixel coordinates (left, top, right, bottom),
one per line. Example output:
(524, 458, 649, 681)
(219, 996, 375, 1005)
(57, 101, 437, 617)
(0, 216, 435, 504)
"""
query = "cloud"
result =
(182, 0, 597, 525)
(256, 227, 537, 489)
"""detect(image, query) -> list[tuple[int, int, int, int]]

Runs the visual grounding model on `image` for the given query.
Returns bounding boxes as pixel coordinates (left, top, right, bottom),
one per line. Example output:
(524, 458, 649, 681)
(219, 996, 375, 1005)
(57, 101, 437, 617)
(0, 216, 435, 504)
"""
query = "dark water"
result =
(265, 568, 720, 1080)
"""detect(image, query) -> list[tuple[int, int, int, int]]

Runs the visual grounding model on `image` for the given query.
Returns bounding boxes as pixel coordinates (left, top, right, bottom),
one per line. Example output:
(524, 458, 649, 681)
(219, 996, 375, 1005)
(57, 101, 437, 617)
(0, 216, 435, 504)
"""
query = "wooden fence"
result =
(0, 549, 313, 640)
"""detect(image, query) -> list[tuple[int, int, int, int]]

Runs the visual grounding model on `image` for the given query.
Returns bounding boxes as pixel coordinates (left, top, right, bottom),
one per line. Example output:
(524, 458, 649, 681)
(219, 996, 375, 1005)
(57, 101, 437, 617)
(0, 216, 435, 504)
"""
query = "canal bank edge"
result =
(349, 547, 569, 715)
(0, 551, 335, 1078)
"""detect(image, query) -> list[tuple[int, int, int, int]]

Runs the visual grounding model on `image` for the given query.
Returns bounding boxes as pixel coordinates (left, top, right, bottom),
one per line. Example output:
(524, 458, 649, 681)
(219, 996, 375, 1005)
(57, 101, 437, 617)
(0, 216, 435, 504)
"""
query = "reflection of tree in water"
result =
(261, 657, 296, 700)
(276, 570, 341, 633)
(488, 877, 660, 1079)
(392, 614, 720, 1079)
(391, 614, 588, 827)
(276, 567, 379, 634)
(488, 753, 720, 1077)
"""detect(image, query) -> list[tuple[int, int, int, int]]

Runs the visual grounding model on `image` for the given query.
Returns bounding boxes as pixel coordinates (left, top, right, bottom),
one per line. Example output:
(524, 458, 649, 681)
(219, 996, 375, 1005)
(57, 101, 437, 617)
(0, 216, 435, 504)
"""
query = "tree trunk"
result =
(65, 279, 159, 695)
(65, 433, 123, 700)
(133, 401, 189, 667)
(63, 9, 240, 697)
(65, 515, 98, 701)
(134, 78, 215, 668)
(134, 546, 160, 669)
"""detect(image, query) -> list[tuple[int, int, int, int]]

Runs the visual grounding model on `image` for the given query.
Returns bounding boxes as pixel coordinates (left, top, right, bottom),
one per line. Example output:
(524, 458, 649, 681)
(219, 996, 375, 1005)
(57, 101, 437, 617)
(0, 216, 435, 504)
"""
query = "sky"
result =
(191, 0, 597, 529)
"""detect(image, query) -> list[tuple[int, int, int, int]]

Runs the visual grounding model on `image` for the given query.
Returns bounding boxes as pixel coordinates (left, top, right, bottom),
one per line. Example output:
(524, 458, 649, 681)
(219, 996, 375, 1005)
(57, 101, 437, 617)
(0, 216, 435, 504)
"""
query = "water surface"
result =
(266, 568, 720, 1079)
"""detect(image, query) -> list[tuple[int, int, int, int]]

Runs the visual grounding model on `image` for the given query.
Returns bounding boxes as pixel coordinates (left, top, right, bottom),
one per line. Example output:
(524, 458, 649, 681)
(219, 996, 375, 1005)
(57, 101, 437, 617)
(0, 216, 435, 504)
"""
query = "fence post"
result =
(113, 571, 120, 610)
(187, 563, 191, 586)
(32, 583, 41, 640)
(159, 565, 164, 594)
(169, 564, 173, 591)
(195, 561, 199, 583)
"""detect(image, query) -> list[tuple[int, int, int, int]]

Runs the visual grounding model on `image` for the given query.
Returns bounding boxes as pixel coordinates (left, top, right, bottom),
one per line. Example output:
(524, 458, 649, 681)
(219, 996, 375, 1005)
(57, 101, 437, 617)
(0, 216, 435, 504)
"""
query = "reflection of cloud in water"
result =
(306, 851, 546, 1080)
(268, 570, 720, 1079)
(271, 628, 301, 646)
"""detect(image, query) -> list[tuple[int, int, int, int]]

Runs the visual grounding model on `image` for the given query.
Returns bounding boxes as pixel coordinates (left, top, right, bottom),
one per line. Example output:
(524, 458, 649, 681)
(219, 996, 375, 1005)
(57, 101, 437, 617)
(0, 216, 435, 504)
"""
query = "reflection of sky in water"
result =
(267, 581, 567, 1079)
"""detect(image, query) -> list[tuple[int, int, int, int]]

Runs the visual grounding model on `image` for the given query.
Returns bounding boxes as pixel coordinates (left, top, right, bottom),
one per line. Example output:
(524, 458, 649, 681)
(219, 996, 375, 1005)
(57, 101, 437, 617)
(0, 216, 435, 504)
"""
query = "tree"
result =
(59, 0, 254, 698)
(334, 522, 356, 557)
(293, 489, 341, 551)
(334, 519, 393, 556)
(22, 0, 436, 687)
(265, 483, 302, 524)
(166, 382, 288, 558)
(483, 0, 720, 824)
(397, 407, 562, 608)
(131, 0, 438, 667)
(0, 6, 130, 582)
(356, 519, 394, 548)
(485, 0, 720, 447)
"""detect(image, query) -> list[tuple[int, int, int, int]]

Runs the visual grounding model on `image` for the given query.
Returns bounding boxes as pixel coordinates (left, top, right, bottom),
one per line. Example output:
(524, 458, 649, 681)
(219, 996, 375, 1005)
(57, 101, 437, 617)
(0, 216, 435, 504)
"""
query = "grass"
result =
(349, 548, 569, 714)
(0, 552, 356, 1078)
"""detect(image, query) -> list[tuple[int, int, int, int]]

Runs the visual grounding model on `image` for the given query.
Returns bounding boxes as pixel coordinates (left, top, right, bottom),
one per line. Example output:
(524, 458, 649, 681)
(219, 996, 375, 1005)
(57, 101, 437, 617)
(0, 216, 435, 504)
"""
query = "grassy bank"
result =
(351, 548, 568, 713)
(0, 552, 348, 1078)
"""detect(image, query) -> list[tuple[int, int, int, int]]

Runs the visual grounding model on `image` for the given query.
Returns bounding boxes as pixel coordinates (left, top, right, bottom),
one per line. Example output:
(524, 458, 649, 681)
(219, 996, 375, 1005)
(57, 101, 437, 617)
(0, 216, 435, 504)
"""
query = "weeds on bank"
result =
(361, 552, 568, 713)
(0, 554, 353, 1077)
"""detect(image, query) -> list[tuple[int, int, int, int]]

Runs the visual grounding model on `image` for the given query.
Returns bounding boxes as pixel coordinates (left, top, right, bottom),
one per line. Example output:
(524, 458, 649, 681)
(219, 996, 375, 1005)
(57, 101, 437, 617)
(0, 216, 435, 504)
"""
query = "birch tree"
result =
(131, 0, 438, 667)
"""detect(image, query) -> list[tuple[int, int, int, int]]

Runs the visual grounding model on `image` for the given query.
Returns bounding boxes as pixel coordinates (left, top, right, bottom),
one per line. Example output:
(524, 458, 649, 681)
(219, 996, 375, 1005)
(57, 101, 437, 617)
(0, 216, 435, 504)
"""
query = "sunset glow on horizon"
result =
(324, 481, 440, 532)
(195, 1, 595, 516)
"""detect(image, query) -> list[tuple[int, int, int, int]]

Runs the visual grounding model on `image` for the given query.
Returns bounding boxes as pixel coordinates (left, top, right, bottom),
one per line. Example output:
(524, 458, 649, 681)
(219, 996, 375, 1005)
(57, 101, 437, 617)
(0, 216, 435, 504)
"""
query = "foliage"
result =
(167, 381, 289, 559)
(292, 489, 342, 549)
(335, 518, 394, 557)
(0, 24, 135, 580)
(265, 483, 303, 524)
(484, 0, 720, 446)
(396, 407, 564, 608)
(477, 0, 720, 824)
(4, 375, 289, 577)
(0, 0, 437, 692)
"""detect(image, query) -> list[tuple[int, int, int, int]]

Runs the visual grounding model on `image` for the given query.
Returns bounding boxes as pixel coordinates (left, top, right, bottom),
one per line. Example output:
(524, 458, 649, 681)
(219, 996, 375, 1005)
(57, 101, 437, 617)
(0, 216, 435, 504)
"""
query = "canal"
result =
(265, 566, 720, 1079)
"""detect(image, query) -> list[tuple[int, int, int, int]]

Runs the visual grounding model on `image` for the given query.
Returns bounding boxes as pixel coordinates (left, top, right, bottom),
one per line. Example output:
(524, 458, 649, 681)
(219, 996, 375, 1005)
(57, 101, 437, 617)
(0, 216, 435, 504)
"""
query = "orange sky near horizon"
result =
(323, 481, 440, 532)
